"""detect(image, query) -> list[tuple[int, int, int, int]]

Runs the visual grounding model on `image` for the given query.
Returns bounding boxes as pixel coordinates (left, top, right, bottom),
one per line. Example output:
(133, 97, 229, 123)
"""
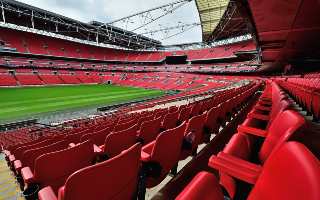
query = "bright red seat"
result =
(21, 140, 96, 194)
(38, 144, 141, 200)
(102, 124, 139, 158)
(176, 142, 320, 200)
(14, 140, 69, 174)
(137, 116, 162, 144)
(180, 113, 206, 160)
(141, 121, 187, 187)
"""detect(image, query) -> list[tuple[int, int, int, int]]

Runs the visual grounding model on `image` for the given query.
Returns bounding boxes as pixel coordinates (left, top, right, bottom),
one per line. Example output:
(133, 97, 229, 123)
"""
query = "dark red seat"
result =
(178, 106, 192, 124)
(176, 142, 320, 200)
(38, 144, 142, 200)
(161, 110, 179, 130)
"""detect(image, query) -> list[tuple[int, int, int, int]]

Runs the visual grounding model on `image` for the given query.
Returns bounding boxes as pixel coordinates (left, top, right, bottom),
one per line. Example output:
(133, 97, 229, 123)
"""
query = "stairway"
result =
(0, 153, 24, 200)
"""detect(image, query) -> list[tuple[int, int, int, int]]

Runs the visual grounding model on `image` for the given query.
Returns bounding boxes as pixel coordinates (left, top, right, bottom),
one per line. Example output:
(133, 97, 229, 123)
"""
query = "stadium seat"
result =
(137, 116, 162, 144)
(141, 121, 187, 187)
(176, 142, 320, 200)
(180, 113, 206, 160)
(101, 124, 139, 158)
(20, 140, 96, 194)
(38, 143, 142, 200)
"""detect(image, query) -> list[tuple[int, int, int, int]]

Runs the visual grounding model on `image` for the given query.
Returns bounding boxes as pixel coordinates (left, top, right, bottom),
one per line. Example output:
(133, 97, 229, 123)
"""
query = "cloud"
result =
(16, 0, 202, 45)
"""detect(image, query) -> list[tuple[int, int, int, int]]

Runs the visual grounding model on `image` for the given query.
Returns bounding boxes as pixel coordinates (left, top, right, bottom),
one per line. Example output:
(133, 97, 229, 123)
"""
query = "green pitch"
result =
(0, 85, 164, 122)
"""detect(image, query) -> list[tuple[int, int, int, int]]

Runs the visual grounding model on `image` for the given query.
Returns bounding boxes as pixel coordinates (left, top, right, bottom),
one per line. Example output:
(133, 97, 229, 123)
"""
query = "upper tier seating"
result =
(0, 27, 255, 62)
(176, 142, 320, 200)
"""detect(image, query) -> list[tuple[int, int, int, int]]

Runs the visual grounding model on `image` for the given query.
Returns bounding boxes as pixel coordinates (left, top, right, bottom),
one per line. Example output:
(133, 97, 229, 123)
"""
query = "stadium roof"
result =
(0, 0, 162, 50)
(195, 0, 229, 41)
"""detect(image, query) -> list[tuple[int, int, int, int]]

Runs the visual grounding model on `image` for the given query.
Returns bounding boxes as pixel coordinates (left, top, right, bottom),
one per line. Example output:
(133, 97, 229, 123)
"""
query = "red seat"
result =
(180, 113, 206, 160)
(137, 116, 162, 144)
(141, 121, 187, 187)
(102, 124, 139, 158)
(21, 140, 96, 193)
(161, 110, 179, 130)
(14, 140, 69, 174)
(80, 126, 112, 146)
(114, 118, 138, 132)
(178, 106, 192, 124)
(38, 144, 142, 200)
(203, 105, 221, 137)
(176, 142, 320, 200)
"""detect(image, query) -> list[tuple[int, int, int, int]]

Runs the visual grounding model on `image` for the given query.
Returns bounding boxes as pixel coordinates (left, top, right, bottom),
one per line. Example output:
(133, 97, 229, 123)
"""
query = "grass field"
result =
(0, 85, 164, 122)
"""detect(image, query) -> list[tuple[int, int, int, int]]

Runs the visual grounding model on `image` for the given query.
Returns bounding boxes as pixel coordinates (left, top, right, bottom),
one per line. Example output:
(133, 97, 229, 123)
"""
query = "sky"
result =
(17, 0, 203, 45)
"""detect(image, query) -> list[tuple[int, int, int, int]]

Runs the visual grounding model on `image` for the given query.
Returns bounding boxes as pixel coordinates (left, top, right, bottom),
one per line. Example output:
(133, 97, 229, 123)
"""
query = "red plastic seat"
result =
(21, 140, 96, 193)
(176, 142, 320, 200)
(102, 124, 139, 158)
(204, 105, 221, 136)
(141, 121, 187, 187)
(180, 113, 206, 160)
(14, 140, 69, 174)
(38, 144, 142, 200)
(161, 110, 179, 130)
(137, 116, 162, 144)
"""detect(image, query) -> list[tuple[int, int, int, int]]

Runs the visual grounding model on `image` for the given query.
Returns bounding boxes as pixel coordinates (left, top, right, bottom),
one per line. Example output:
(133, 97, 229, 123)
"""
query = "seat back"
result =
(178, 106, 192, 123)
(34, 140, 95, 193)
(80, 126, 112, 146)
(114, 118, 138, 132)
(60, 144, 141, 200)
(104, 124, 138, 158)
(162, 110, 179, 130)
(14, 139, 53, 160)
(190, 102, 202, 117)
(149, 121, 187, 184)
(259, 110, 305, 163)
(185, 113, 206, 151)
(204, 105, 221, 134)
(249, 142, 320, 200)
(22, 140, 69, 171)
(138, 117, 162, 144)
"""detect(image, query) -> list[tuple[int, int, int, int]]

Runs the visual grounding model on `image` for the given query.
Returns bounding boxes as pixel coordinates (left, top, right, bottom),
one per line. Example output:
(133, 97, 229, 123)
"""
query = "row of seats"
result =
(276, 78, 320, 121)
(176, 82, 320, 200)
(0, 28, 255, 62)
(3, 81, 260, 199)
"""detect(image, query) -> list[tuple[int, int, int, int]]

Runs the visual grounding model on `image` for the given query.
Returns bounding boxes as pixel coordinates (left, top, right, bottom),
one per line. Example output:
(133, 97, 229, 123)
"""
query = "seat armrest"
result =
(13, 160, 23, 173)
(237, 125, 268, 137)
(21, 167, 35, 185)
(217, 152, 262, 172)
(38, 186, 58, 200)
(208, 155, 261, 184)
(247, 112, 270, 121)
